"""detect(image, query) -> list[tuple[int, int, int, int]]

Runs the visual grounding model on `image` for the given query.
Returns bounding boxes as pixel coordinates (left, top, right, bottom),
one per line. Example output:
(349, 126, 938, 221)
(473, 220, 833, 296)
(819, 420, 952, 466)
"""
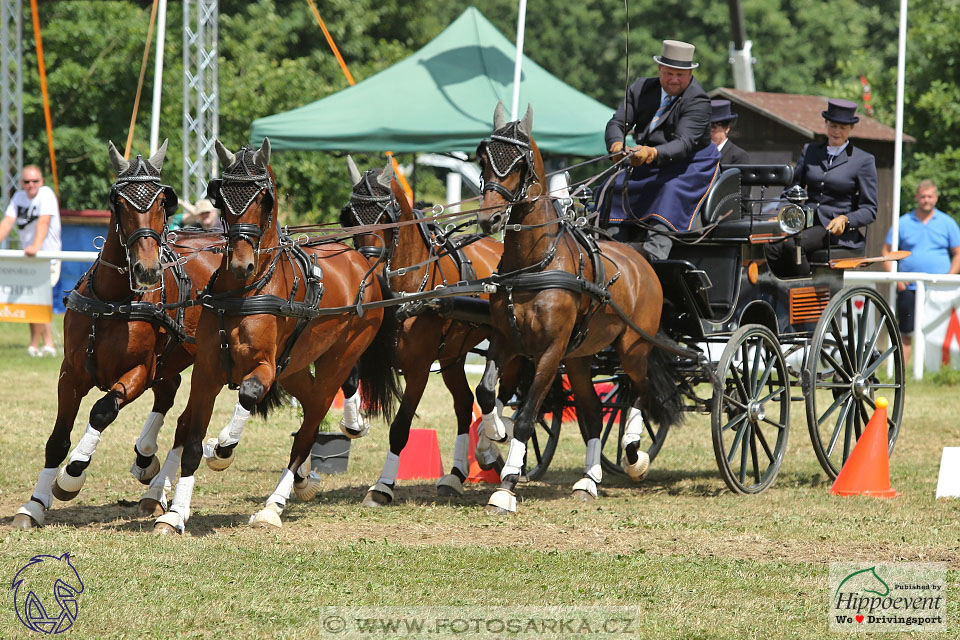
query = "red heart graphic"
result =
(856, 615, 864, 623)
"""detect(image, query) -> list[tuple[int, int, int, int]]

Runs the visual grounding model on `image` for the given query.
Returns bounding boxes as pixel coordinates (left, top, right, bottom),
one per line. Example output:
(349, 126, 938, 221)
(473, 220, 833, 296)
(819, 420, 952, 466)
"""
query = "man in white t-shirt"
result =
(0, 165, 62, 356)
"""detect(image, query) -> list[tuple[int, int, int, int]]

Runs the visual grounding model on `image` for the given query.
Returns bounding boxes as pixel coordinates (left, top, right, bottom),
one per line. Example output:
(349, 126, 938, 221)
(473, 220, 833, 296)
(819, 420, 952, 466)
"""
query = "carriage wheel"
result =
(578, 374, 670, 476)
(804, 287, 904, 479)
(711, 324, 790, 494)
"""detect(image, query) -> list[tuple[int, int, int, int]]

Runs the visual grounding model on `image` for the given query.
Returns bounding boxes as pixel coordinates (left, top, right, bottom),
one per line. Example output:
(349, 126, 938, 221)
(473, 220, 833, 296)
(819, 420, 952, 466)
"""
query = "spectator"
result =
(882, 180, 960, 363)
(183, 198, 223, 232)
(0, 165, 62, 356)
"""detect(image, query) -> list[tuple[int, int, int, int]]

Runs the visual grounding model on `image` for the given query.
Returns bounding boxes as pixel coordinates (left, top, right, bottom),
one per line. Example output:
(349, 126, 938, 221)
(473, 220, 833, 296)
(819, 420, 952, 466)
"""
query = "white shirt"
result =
(826, 141, 850, 157)
(716, 139, 728, 152)
(4, 185, 61, 251)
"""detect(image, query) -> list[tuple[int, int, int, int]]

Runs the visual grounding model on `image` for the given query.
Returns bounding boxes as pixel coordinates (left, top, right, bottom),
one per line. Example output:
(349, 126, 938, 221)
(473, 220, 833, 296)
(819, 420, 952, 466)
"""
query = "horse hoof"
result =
(361, 490, 392, 508)
(138, 498, 165, 518)
(130, 456, 160, 485)
(204, 439, 235, 472)
(293, 476, 321, 502)
(571, 489, 596, 502)
(12, 513, 38, 529)
(52, 468, 85, 502)
(624, 447, 650, 482)
(250, 505, 282, 529)
(436, 474, 464, 497)
(485, 504, 514, 516)
(153, 522, 180, 536)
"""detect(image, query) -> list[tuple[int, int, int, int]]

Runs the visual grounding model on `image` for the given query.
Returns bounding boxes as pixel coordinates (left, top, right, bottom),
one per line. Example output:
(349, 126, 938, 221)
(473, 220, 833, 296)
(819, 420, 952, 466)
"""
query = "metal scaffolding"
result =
(182, 0, 218, 202)
(0, 0, 22, 201)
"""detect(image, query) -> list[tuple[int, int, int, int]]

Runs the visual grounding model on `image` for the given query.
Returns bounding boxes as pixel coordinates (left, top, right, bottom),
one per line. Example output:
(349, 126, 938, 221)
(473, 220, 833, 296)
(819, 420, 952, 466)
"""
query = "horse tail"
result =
(356, 277, 402, 421)
(639, 343, 686, 430)
(253, 379, 291, 419)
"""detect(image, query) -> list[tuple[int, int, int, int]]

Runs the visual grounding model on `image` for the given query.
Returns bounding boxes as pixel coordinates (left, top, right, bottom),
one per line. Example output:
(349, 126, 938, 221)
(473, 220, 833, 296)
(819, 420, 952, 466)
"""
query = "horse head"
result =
(340, 155, 397, 258)
(12, 552, 84, 633)
(107, 139, 176, 289)
(475, 101, 543, 234)
(207, 137, 275, 280)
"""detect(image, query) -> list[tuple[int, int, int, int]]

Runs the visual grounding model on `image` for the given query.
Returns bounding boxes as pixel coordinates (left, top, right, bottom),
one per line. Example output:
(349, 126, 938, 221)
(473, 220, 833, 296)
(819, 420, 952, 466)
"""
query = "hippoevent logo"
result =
(829, 563, 945, 632)
(11, 553, 84, 634)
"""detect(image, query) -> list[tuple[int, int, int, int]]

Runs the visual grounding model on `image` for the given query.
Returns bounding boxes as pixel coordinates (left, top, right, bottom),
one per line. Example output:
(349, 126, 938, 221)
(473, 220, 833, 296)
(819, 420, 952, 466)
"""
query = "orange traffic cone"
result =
(466, 416, 500, 484)
(332, 389, 345, 410)
(397, 429, 444, 480)
(830, 397, 899, 498)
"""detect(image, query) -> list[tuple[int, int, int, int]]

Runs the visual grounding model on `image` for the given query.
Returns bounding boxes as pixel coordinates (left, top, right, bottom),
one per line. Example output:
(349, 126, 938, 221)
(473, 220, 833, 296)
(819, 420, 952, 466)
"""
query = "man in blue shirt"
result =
(882, 180, 960, 363)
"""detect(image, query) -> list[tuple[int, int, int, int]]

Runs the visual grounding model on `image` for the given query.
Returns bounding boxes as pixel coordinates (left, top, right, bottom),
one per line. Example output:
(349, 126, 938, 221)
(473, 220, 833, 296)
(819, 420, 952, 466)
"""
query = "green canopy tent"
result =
(250, 7, 612, 156)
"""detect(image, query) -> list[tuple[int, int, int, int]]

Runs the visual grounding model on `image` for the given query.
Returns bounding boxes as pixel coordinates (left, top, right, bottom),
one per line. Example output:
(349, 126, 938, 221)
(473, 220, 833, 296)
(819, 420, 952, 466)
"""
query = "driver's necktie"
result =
(648, 95, 674, 133)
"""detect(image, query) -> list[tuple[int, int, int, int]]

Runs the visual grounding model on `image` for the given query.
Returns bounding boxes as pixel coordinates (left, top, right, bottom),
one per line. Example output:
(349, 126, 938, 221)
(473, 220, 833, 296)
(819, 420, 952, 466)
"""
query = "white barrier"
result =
(844, 270, 960, 379)
(0, 249, 99, 262)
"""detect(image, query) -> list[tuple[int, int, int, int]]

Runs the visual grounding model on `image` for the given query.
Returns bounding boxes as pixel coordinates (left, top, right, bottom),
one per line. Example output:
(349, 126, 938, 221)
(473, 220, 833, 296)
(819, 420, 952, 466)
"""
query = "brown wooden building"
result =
(709, 88, 914, 260)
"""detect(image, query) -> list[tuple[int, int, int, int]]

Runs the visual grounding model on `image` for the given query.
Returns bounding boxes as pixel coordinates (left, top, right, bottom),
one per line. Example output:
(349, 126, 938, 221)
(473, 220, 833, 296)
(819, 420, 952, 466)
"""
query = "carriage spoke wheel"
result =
(805, 287, 904, 479)
(712, 324, 790, 494)
(581, 375, 669, 476)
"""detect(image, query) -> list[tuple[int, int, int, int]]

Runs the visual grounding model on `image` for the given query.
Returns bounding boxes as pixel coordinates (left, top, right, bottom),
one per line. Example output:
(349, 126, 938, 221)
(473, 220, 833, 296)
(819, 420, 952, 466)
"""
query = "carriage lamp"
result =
(777, 203, 808, 235)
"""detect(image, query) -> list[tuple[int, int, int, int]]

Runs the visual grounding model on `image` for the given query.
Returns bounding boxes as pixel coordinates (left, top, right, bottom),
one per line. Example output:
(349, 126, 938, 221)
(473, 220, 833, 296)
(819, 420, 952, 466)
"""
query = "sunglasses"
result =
(22, 179, 40, 184)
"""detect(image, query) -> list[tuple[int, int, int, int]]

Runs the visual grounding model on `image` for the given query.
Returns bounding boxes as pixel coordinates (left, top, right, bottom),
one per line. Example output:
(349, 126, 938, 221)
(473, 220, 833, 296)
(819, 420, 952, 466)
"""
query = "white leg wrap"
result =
(585, 438, 602, 484)
(481, 406, 507, 442)
(168, 475, 195, 524)
(339, 391, 370, 438)
(267, 468, 295, 510)
(67, 424, 102, 465)
(149, 447, 182, 494)
(31, 467, 58, 509)
(474, 431, 500, 468)
(621, 407, 644, 448)
(378, 452, 400, 486)
(452, 433, 469, 475)
(501, 438, 527, 479)
(135, 412, 164, 457)
(218, 403, 251, 447)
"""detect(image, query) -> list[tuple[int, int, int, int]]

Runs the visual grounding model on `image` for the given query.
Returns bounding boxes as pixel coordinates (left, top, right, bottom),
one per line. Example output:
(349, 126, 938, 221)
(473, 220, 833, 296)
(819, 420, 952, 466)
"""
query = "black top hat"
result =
(822, 98, 860, 124)
(710, 99, 738, 124)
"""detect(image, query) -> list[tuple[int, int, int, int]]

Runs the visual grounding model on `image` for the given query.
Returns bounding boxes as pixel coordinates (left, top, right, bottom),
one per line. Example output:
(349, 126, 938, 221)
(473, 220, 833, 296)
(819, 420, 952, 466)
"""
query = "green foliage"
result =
(929, 364, 960, 386)
(12, 0, 955, 225)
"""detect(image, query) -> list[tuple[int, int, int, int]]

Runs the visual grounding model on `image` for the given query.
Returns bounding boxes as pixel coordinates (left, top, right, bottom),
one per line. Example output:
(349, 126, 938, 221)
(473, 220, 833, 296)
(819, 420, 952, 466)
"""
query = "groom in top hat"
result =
(710, 99, 750, 166)
(604, 39, 720, 260)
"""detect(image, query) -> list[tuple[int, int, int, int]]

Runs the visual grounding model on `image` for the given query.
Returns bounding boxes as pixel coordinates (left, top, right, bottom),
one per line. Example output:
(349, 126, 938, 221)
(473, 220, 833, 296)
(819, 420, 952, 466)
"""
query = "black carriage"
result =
(517, 164, 905, 493)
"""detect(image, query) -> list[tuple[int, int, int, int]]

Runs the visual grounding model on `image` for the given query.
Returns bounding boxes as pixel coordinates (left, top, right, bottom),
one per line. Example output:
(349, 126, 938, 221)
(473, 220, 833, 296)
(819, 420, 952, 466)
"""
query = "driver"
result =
(604, 39, 720, 260)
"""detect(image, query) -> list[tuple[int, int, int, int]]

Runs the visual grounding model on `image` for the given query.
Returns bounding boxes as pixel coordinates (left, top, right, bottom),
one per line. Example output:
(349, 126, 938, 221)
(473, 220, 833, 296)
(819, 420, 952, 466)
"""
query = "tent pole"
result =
(150, 0, 168, 154)
(510, 0, 527, 120)
(887, 0, 907, 378)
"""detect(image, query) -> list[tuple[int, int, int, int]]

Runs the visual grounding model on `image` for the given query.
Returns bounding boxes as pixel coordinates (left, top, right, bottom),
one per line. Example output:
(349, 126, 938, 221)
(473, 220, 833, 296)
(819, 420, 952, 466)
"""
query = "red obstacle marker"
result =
(830, 397, 900, 498)
(397, 428, 444, 480)
(332, 389, 345, 410)
(466, 417, 500, 484)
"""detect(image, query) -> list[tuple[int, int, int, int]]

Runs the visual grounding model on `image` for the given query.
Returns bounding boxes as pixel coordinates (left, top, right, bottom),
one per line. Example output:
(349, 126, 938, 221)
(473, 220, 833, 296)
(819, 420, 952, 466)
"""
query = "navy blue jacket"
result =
(604, 76, 712, 165)
(792, 142, 878, 249)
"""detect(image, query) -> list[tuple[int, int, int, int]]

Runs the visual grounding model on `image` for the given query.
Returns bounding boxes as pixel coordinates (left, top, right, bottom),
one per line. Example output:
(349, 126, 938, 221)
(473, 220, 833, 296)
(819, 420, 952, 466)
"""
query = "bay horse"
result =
(473, 102, 684, 514)
(339, 157, 509, 506)
(152, 138, 400, 534)
(13, 141, 223, 529)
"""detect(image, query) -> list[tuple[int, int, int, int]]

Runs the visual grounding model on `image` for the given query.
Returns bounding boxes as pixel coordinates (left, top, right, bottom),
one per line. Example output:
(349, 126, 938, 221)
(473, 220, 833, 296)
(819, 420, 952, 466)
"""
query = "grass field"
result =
(0, 317, 957, 638)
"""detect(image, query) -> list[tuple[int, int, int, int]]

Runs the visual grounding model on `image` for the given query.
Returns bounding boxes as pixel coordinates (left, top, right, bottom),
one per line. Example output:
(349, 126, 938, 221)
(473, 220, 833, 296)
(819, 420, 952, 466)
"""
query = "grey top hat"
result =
(822, 98, 860, 124)
(711, 99, 738, 124)
(653, 40, 698, 70)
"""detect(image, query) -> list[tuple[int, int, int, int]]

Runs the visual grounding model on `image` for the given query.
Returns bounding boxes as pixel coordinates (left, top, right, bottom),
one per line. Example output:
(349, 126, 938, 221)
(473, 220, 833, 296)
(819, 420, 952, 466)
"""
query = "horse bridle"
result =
(107, 156, 179, 292)
(205, 149, 276, 260)
(342, 169, 399, 262)
(477, 122, 537, 205)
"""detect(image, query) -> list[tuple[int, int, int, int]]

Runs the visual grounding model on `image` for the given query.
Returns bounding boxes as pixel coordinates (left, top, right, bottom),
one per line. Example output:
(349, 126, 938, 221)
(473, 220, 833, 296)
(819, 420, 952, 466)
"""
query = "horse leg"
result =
(361, 358, 430, 508)
(251, 367, 339, 528)
(13, 368, 89, 528)
(53, 365, 151, 502)
(201, 362, 276, 471)
(487, 346, 565, 515)
(435, 356, 473, 497)
(617, 339, 655, 481)
(338, 365, 369, 439)
(154, 388, 218, 535)
(565, 357, 604, 501)
(129, 374, 181, 485)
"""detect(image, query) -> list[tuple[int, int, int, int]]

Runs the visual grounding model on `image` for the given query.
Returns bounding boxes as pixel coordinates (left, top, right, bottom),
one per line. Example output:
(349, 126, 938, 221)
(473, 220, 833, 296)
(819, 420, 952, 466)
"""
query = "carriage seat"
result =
(723, 164, 794, 187)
